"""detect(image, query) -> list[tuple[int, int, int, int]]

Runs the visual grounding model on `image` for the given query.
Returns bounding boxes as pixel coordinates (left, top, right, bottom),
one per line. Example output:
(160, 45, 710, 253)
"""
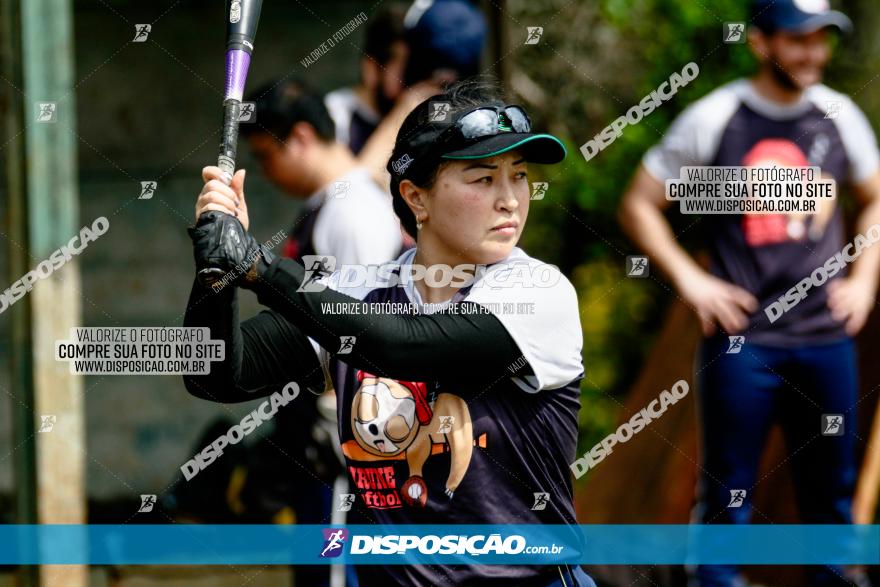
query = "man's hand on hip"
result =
(676, 267, 759, 337)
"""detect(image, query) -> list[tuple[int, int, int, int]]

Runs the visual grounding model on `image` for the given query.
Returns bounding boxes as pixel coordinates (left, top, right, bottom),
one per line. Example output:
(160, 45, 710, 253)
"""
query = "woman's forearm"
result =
(182, 278, 325, 403)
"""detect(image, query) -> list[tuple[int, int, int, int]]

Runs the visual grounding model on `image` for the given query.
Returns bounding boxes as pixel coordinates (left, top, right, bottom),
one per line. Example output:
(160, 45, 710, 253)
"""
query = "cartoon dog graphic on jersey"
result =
(350, 370, 473, 507)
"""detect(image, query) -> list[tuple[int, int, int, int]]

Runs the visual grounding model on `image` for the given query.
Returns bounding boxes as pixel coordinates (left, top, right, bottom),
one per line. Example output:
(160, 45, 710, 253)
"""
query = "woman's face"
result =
(420, 151, 530, 265)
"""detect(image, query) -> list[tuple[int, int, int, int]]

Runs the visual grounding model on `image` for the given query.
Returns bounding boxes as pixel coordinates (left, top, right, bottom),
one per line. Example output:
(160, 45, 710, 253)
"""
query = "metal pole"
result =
(3, 0, 86, 584)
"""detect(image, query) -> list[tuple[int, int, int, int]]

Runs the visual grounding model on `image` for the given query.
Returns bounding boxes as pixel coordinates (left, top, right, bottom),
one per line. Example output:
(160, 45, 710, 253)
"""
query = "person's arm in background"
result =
(827, 170, 880, 335)
(356, 81, 441, 186)
(826, 99, 880, 336)
(618, 166, 757, 336)
(617, 89, 759, 336)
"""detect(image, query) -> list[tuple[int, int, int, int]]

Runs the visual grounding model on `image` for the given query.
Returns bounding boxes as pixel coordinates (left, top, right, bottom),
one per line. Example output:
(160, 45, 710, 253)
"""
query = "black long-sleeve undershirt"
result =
(251, 257, 527, 382)
(182, 256, 528, 404)
(183, 279, 325, 403)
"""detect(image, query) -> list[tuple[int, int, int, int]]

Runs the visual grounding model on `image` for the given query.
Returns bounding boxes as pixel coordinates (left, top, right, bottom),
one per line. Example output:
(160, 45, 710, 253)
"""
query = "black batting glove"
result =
(188, 211, 274, 289)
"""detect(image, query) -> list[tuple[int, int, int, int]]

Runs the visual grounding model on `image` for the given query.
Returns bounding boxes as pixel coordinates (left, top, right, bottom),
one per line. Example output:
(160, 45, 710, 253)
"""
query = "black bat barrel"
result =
(226, 0, 263, 53)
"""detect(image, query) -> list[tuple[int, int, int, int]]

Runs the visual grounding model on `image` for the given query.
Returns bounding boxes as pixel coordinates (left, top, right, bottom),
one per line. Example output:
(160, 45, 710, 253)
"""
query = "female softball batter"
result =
(184, 81, 595, 587)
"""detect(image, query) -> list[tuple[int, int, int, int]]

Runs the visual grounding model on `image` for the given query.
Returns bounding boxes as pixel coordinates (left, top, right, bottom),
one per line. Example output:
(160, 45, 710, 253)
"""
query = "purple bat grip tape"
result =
(224, 49, 250, 101)
(217, 49, 251, 176)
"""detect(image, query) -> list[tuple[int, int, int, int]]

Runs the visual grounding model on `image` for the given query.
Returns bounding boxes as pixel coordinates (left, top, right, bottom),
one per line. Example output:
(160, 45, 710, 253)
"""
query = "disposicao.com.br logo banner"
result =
(0, 525, 877, 565)
(320, 526, 569, 564)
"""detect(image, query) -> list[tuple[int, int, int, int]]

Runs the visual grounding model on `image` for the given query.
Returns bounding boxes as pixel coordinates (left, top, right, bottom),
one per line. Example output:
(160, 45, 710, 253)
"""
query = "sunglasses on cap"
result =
(388, 101, 565, 181)
(438, 105, 532, 142)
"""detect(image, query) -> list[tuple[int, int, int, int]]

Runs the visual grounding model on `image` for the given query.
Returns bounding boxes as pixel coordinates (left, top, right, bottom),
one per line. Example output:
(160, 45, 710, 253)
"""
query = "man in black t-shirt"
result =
(620, 1, 880, 586)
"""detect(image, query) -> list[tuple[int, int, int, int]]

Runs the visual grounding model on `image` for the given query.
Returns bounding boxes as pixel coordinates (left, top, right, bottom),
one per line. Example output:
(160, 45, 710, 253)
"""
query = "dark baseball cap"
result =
(751, 0, 852, 34)
(403, 0, 487, 84)
(387, 98, 566, 186)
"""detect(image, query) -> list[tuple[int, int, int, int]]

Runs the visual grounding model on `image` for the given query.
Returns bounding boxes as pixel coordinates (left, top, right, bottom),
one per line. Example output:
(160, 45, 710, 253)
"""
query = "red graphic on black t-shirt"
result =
(283, 237, 299, 260)
(343, 370, 482, 509)
(741, 139, 810, 246)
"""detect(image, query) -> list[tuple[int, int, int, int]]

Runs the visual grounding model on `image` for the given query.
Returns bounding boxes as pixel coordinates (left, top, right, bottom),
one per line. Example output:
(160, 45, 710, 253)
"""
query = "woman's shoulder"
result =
(469, 247, 576, 300)
(462, 248, 580, 331)
(466, 247, 584, 391)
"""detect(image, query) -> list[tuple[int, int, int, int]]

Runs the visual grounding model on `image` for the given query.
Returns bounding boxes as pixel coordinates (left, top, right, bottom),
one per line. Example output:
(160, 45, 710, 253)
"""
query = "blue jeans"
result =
(692, 336, 858, 587)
